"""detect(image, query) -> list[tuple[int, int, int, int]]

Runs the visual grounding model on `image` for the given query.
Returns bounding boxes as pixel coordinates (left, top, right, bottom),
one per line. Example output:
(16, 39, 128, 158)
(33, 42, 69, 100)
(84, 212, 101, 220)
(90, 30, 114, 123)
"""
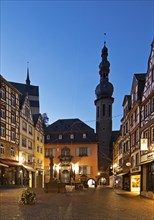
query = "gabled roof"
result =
(9, 81, 39, 110)
(122, 95, 131, 107)
(33, 114, 41, 126)
(45, 118, 94, 133)
(45, 118, 97, 144)
(9, 82, 39, 96)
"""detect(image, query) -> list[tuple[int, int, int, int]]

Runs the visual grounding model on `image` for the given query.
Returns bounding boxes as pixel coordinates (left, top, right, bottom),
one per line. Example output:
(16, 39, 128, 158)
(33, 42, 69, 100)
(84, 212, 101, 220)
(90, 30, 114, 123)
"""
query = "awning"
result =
(23, 165, 35, 172)
(0, 162, 9, 167)
(0, 160, 22, 167)
(139, 159, 154, 165)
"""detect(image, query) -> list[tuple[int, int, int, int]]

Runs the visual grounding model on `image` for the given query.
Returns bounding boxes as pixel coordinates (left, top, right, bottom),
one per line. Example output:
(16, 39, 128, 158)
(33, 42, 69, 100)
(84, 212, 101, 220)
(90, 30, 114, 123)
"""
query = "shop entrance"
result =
(131, 174, 140, 192)
(61, 170, 70, 183)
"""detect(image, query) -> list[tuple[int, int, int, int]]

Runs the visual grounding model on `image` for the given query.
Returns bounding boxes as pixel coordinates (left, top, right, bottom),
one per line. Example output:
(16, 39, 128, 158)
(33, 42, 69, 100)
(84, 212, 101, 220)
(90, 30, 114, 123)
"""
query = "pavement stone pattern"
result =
(0, 186, 154, 220)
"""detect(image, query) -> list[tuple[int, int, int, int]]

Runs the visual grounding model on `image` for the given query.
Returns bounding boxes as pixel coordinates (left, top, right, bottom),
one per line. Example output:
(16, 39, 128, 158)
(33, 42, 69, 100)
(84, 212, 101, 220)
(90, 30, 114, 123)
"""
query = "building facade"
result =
(44, 119, 98, 187)
(140, 40, 154, 199)
(0, 75, 21, 185)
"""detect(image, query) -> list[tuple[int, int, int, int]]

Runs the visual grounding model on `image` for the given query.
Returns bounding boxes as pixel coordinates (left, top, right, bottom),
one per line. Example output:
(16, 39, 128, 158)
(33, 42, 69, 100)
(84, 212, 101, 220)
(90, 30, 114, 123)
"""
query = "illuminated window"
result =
(59, 134, 62, 140)
(83, 133, 86, 139)
(70, 134, 74, 139)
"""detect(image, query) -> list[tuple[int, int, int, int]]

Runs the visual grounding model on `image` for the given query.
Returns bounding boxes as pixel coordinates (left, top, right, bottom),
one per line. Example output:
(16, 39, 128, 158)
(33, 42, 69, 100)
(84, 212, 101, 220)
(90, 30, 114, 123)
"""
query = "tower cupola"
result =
(95, 39, 114, 99)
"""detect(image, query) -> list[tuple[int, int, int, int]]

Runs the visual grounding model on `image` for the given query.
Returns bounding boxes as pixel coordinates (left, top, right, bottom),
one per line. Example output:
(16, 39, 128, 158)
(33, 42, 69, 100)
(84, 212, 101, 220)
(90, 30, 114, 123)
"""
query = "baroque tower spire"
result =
(94, 36, 114, 184)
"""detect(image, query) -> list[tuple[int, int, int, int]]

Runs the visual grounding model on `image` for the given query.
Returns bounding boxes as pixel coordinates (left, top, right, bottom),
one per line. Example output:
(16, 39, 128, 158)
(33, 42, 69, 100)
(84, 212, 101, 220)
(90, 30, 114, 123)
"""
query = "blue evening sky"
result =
(1, 0, 153, 131)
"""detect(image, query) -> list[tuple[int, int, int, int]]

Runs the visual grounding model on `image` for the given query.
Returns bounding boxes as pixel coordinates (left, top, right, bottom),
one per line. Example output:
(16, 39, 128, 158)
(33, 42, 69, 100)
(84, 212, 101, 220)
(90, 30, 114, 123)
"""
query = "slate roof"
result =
(9, 82, 39, 96)
(9, 81, 39, 110)
(45, 118, 98, 144)
(32, 114, 41, 126)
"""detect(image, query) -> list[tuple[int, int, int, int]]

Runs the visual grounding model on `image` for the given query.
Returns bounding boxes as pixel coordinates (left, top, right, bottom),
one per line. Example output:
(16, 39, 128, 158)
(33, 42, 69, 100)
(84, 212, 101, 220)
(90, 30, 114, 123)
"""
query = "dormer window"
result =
(83, 133, 86, 139)
(47, 135, 50, 140)
(70, 134, 74, 139)
(59, 134, 62, 140)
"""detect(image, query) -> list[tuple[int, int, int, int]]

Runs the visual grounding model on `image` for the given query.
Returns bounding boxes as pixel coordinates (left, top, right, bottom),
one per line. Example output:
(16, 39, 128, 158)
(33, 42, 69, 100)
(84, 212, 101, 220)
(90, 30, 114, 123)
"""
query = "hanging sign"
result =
(140, 138, 148, 151)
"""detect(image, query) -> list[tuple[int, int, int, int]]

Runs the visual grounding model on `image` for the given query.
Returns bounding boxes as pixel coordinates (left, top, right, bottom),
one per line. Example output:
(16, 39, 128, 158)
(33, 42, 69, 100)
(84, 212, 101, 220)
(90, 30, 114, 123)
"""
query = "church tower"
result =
(95, 38, 114, 183)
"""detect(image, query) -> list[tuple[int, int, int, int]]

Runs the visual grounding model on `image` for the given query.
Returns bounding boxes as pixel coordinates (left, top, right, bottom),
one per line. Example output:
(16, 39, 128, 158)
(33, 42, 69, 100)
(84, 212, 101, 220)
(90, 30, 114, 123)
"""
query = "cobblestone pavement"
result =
(0, 186, 154, 220)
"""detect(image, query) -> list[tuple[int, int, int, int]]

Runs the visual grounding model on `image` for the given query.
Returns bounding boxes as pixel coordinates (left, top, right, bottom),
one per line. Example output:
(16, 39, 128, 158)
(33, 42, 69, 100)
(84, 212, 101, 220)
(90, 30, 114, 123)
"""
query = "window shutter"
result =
(76, 148, 79, 156)
(87, 147, 91, 156)
(53, 148, 57, 156)
(86, 166, 91, 175)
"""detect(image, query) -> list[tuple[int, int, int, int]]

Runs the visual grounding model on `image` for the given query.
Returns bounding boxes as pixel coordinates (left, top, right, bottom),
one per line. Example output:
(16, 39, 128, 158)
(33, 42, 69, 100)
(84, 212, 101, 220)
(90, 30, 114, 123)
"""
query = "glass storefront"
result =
(131, 174, 140, 192)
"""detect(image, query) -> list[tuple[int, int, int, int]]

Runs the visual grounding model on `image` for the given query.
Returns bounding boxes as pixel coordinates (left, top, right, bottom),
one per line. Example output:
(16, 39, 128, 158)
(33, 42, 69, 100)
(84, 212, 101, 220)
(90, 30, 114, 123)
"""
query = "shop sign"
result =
(140, 138, 148, 151)
(141, 152, 154, 162)
(130, 166, 141, 173)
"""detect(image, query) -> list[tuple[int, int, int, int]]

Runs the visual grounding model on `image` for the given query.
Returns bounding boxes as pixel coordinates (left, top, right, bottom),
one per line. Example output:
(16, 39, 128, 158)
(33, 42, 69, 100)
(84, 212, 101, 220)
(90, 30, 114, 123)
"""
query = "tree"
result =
(42, 113, 49, 128)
